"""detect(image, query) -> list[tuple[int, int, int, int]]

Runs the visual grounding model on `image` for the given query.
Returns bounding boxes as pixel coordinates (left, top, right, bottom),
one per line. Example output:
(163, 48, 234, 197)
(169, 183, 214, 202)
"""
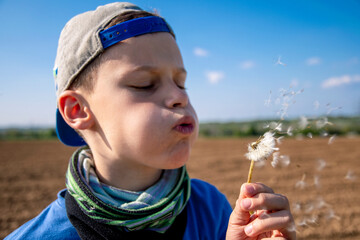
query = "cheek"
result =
(121, 105, 166, 151)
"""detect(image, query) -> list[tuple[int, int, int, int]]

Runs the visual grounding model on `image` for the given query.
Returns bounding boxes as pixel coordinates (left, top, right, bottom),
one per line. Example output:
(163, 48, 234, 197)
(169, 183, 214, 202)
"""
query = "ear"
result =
(58, 90, 94, 130)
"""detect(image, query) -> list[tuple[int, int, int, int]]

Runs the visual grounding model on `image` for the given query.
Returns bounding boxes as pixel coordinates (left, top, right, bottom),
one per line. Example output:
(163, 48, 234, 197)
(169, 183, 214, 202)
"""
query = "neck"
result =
(92, 154, 163, 192)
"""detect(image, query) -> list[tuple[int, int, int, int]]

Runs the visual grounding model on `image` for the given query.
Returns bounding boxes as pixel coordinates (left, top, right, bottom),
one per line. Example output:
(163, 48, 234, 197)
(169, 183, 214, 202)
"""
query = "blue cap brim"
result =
(56, 109, 87, 147)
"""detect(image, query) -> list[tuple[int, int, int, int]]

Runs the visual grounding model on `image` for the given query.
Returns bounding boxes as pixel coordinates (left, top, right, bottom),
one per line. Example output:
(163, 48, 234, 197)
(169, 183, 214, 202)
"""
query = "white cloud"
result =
(205, 71, 224, 84)
(193, 47, 209, 57)
(239, 60, 255, 70)
(306, 57, 321, 66)
(322, 74, 360, 88)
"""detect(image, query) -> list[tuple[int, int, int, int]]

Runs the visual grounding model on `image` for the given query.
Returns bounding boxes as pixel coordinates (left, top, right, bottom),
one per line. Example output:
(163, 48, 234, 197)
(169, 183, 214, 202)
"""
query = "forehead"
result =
(99, 32, 184, 72)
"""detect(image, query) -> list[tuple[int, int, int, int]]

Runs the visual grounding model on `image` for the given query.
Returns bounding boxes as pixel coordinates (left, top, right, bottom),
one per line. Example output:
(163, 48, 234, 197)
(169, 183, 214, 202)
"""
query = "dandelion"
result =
(245, 131, 278, 183)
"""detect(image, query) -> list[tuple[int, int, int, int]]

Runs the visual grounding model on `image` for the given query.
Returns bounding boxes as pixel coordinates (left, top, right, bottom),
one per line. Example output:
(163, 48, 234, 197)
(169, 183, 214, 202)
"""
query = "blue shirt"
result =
(5, 179, 232, 240)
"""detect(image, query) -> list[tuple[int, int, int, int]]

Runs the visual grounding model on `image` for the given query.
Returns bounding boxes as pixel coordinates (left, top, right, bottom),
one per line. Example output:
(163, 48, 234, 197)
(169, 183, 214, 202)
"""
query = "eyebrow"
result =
(132, 65, 187, 75)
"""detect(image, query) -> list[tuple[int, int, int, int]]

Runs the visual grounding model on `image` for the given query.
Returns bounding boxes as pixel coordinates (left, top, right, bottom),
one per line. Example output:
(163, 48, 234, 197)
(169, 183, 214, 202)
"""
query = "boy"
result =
(6, 2, 295, 239)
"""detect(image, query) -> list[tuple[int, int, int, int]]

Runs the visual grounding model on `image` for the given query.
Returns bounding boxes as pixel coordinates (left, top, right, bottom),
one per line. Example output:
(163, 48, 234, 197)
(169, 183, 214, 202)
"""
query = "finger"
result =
(244, 210, 296, 240)
(241, 193, 290, 212)
(241, 182, 274, 198)
(227, 184, 257, 236)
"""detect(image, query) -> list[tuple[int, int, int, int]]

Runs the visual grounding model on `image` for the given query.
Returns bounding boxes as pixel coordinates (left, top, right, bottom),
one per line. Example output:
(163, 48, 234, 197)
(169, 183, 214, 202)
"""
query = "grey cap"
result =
(53, 2, 143, 97)
(54, 2, 174, 146)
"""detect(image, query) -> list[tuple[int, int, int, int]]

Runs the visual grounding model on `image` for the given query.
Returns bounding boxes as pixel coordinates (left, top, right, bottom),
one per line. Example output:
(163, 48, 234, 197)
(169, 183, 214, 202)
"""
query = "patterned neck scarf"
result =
(65, 147, 191, 233)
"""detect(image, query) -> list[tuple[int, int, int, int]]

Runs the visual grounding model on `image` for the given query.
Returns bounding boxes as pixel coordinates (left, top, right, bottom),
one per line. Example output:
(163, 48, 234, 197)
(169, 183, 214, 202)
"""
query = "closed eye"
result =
(130, 85, 155, 90)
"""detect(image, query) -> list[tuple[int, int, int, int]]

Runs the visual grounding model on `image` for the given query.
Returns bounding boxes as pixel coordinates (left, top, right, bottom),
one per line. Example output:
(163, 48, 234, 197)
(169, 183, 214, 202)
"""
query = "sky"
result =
(0, 0, 359, 127)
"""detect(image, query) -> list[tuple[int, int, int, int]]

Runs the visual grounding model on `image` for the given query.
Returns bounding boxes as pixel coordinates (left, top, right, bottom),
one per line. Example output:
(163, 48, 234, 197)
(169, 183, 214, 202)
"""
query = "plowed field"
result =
(1, 137, 359, 239)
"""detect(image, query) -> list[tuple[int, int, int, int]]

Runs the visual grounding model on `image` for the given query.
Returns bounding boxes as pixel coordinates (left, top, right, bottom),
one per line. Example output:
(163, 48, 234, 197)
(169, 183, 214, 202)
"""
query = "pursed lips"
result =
(173, 115, 196, 135)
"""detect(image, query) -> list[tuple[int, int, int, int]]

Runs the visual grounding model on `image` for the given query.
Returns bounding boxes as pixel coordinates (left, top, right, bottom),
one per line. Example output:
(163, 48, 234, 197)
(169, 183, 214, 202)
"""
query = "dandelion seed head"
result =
(245, 131, 278, 162)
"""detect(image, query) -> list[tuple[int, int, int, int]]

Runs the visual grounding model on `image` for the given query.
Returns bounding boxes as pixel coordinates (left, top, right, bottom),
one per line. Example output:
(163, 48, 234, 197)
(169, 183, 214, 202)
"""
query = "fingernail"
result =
(242, 198, 252, 209)
(244, 224, 253, 235)
(245, 184, 255, 195)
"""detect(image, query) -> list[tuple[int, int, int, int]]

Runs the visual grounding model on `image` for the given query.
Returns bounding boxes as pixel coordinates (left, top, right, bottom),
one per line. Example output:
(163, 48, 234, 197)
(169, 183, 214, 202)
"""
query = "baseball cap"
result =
(54, 2, 174, 146)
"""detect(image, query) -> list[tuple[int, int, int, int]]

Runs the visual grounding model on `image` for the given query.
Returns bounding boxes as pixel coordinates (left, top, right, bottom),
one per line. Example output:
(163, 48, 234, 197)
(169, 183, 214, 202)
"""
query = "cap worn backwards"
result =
(54, 2, 174, 147)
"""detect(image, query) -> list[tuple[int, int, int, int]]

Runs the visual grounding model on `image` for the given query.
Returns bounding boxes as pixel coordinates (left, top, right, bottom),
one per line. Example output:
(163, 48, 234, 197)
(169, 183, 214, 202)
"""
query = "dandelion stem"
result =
(247, 160, 255, 183)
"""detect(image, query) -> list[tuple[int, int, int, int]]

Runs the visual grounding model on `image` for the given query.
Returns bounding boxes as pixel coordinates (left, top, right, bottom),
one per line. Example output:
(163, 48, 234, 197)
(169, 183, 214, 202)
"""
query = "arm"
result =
(226, 183, 296, 239)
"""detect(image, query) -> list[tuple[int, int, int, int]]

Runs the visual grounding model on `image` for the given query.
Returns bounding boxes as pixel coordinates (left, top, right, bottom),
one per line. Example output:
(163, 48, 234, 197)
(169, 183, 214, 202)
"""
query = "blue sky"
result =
(0, 0, 359, 127)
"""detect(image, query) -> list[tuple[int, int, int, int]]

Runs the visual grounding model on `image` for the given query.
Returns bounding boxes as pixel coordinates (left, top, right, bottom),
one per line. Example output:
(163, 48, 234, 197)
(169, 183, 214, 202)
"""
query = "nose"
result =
(164, 83, 189, 109)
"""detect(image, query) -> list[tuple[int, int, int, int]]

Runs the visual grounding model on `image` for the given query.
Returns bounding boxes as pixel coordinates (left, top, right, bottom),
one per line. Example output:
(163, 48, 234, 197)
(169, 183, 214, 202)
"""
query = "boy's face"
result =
(83, 32, 198, 170)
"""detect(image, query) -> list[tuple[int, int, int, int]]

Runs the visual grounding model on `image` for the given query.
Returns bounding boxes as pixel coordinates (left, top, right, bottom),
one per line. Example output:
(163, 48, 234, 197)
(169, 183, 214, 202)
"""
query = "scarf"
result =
(65, 147, 190, 238)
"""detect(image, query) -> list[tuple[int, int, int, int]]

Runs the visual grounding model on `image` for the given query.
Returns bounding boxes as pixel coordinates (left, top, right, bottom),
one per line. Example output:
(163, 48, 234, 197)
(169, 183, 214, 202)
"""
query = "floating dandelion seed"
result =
(297, 218, 308, 227)
(276, 136, 284, 145)
(306, 214, 318, 225)
(328, 135, 336, 144)
(292, 202, 301, 213)
(316, 117, 333, 129)
(271, 152, 280, 168)
(274, 122, 282, 132)
(315, 197, 330, 209)
(295, 174, 307, 189)
(325, 209, 340, 221)
(321, 131, 329, 137)
(313, 175, 321, 188)
(326, 106, 342, 115)
(299, 116, 309, 130)
(316, 159, 326, 171)
(287, 126, 293, 136)
(245, 131, 278, 183)
(307, 132, 313, 139)
(275, 55, 286, 66)
(264, 91, 272, 106)
(344, 170, 357, 181)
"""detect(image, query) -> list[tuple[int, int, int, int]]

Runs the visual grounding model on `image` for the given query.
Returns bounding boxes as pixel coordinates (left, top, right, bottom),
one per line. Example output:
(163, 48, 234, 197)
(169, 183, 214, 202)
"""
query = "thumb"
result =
(226, 183, 254, 239)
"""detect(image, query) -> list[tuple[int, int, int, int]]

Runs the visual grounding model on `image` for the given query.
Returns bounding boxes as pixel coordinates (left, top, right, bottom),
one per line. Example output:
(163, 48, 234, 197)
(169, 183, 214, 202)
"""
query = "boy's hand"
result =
(226, 183, 296, 240)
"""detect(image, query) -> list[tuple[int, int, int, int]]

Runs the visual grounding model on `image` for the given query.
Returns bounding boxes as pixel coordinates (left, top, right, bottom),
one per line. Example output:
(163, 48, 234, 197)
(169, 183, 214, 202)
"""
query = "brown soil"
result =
(1, 137, 359, 239)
